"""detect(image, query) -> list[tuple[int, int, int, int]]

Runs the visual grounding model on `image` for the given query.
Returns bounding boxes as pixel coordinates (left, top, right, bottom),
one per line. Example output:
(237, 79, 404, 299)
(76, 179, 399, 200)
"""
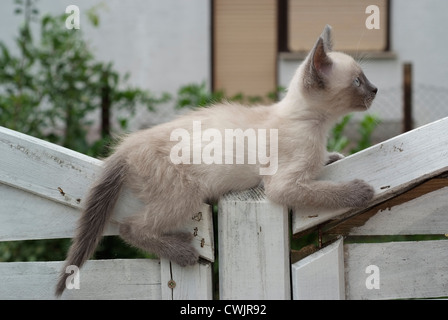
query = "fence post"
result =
(218, 187, 290, 299)
(403, 62, 413, 132)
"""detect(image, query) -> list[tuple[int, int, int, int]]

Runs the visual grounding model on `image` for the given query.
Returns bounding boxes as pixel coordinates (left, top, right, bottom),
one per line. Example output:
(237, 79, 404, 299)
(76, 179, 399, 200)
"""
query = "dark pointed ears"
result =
(320, 24, 333, 52)
(304, 25, 334, 89)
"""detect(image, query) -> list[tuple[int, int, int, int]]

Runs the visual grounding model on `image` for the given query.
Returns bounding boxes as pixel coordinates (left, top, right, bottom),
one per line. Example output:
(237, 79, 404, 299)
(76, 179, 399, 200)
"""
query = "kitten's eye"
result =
(353, 77, 361, 87)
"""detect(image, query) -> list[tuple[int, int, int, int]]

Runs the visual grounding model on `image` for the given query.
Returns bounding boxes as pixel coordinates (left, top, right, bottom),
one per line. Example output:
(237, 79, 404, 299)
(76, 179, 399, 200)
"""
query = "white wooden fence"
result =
(1, 117, 447, 299)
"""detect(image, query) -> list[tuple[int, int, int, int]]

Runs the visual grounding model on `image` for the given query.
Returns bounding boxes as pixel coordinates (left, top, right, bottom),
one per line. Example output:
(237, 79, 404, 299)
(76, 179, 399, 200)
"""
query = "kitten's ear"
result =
(320, 24, 333, 52)
(312, 37, 332, 75)
(303, 33, 333, 89)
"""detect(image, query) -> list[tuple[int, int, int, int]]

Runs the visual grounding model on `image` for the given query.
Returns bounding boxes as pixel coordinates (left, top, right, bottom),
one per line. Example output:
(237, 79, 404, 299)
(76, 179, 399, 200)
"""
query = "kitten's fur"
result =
(55, 25, 377, 296)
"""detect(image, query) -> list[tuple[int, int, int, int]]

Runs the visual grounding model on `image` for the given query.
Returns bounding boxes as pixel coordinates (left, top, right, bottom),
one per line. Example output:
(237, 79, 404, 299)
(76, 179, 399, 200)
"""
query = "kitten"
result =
(55, 25, 377, 296)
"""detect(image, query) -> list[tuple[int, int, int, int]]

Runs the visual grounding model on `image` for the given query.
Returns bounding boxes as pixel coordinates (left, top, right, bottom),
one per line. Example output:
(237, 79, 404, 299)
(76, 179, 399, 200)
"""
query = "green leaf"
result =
(119, 118, 128, 130)
(87, 6, 100, 27)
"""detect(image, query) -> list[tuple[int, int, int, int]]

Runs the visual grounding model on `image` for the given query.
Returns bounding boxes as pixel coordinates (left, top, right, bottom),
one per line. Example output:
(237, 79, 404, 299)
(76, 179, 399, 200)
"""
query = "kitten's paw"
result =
(167, 232, 199, 267)
(326, 152, 345, 165)
(345, 179, 375, 207)
(173, 244, 199, 267)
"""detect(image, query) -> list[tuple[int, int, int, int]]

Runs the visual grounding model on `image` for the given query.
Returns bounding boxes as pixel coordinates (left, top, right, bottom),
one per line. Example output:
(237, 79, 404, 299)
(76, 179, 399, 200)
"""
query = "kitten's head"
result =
(287, 25, 377, 117)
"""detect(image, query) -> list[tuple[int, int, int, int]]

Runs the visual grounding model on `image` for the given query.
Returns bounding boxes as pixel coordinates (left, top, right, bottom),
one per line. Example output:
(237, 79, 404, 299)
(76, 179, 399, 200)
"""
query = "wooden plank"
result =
(218, 187, 290, 300)
(0, 182, 144, 241)
(345, 241, 448, 299)
(0, 126, 214, 261)
(329, 183, 448, 236)
(0, 126, 101, 208)
(160, 258, 213, 300)
(0, 259, 162, 300)
(293, 116, 448, 235)
(292, 238, 345, 300)
(0, 183, 80, 241)
(0, 183, 214, 261)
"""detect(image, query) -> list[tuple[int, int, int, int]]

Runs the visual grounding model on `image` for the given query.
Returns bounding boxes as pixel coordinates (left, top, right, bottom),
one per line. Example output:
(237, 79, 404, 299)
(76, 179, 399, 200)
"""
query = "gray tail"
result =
(55, 155, 128, 297)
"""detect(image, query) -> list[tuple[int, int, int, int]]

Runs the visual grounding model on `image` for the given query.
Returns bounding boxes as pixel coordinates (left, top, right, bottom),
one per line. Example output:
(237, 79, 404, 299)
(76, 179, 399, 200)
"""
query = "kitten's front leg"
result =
(264, 174, 374, 209)
(325, 151, 345, 165)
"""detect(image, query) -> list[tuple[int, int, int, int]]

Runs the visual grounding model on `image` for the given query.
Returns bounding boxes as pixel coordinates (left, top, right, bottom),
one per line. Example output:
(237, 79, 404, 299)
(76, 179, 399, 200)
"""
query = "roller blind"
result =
(213, 0, 277, 97)
(288, 0, 388, 52)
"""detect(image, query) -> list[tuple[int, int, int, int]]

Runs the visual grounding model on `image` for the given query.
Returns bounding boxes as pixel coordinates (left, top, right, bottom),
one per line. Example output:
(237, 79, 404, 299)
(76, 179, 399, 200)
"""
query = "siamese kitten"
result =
(55, 25, 377, 296)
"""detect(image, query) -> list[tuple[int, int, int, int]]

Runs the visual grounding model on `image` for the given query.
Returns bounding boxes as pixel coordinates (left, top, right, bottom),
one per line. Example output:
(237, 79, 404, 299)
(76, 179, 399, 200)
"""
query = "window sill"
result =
(279, 51, 397, 61)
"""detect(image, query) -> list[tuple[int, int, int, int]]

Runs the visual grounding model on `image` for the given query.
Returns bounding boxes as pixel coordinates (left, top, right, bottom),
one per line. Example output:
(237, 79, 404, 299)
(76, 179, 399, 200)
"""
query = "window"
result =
(213, 0, 277, 97)
(212, 0, 390, 97)
(283, 0, 389, 53)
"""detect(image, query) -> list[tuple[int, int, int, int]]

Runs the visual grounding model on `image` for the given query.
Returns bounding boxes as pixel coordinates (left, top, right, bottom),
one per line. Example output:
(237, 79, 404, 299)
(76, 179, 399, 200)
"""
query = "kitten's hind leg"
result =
(119, 216, 199, 267)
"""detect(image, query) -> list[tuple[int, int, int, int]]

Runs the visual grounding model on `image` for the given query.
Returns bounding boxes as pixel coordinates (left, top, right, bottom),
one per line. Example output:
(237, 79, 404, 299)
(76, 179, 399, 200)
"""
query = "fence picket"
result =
(292, 238, 345, 300)
(345, 241, 448, 299)
(161, 258, 213, 300)
(0, 259, 162, 300)
(218, 187, 290, 299)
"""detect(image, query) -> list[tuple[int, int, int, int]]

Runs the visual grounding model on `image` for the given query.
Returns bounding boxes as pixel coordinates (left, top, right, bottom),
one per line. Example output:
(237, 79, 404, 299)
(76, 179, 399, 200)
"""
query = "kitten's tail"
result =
(55, 155, 128, 297)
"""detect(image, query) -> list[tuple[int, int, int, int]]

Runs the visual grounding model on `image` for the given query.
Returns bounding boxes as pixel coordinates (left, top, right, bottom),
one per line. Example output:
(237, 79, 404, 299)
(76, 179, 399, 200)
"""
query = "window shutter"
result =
(214, 0, 277, 97)
(288, 0, 388, 52)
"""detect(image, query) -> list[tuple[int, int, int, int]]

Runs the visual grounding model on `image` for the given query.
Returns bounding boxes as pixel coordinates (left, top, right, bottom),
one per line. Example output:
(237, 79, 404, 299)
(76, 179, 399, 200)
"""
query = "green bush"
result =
(0, 0, 168, 262)
(0, 0, 170, 158)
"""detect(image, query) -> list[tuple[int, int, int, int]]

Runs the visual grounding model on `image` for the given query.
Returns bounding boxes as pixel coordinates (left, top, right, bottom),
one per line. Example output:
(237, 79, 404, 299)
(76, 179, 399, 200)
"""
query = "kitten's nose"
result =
(372, 87, 378, 94)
